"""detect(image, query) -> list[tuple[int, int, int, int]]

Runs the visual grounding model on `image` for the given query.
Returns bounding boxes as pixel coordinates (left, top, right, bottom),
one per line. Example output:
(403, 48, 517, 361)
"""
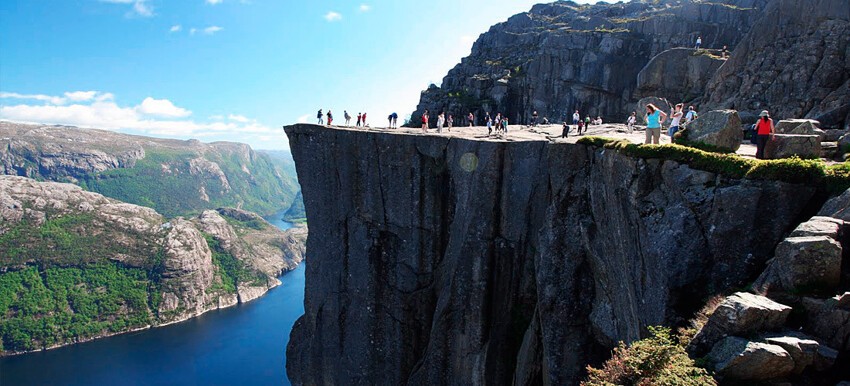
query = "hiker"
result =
(543, 117, 549, 125)
(494, 113, 502, 134)
(595, 116, 602, 125)
(468, 112, 474, 127)
(447, 114, 454, 131)
(572, 110, 580, 125)
(577, 119, 584, 135)
(502, 116, 509, 132)
(421, 110, 429, 132)
(561, 122, 569, 138)
(721, 45, 729, 59)
(486, 112, 493, 135)
(584, 116, 591, 129)
(754, 110, 775, 159)
(388, 114, 393, 128)
(317, 109, 324, 125)
(532, 111, 539, 127)
(356, 112, 362, 127)
(669, 103, 684, 141)
(695, 36, 702, 49)
(685, 106, 698, 123)
(327, 110, 333, 126)
(344, 111, 351, 126)
(362, 112, 367, 126)
(391, 112, 398, 128)
(437, 112, 445, 133)
(627, 111, 636, 133)
(645, 103, 668, 145)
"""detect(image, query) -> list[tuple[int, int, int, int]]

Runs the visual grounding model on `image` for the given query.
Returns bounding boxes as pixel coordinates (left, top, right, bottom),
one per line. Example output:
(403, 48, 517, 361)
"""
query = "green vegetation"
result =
(203, 233, 267, 294)
(577, 137, 850, 194)
(79, 146, 299, 218)
(583, 327, 716, 386)
(0, 264, 152, 352)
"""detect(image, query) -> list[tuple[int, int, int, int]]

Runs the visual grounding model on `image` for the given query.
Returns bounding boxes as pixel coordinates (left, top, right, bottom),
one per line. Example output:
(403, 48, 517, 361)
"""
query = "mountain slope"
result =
(0, 122, 300, 218)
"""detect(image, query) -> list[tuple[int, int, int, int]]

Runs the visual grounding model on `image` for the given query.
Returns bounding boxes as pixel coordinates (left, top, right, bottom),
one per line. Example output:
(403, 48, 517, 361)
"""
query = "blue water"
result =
(0, 214, 304, 386)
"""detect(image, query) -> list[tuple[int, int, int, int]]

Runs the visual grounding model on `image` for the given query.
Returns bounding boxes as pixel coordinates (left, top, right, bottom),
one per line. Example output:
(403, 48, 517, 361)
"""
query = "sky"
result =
(0, 0, 602, 150)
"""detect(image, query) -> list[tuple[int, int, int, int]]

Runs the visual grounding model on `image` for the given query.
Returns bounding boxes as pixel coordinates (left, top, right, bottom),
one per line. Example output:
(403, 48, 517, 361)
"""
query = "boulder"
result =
(788, 216, 844, 239)
(775, 119, 821, 134)
(762, 334, 820, 374)
(801, 297, 850, 351)
(753, 236, 843, 293)
(836, 292, 850, 310)
(818, 188, 850, 222)
(764, 134, 822, 159)
(708, 337, 795, 380)
(678, 109, 743, 152)
(634, 97, 672, 125)
(812, 344, 838, 372)
(822, 141, 839, 160)
(823, 129, 848, 142)
(688, 292, 792, 356)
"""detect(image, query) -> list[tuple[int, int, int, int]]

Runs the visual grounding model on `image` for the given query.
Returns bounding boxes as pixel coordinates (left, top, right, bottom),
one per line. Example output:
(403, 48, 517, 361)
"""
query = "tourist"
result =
(437, 112, 445, 133)
(486, 112, 493, 135)
(327, 110, 333, 126)
(532, 110, 539, 127)
(494, 113, 502, 134)
(669, 103, 683, 141)
(447, 114, 454, 131)
(561, 122, 569, 138)
(754, 110, 775, 159)
(388, 114, 393, 129)
(627, 111, 636, 133)
(344, 110, 351, 126)
(572, 110, 580, 125)
(584, 116, 591, 128)
(595, 116, 602, 125)
(362, 112, 367, 126)
(577, 119, 584, 135)
(356, 112, 362, 127)
(695, 36, 702, 50)
(391, 112, 398, 128)
(421, 110, 429, 132)
(645, 103, 668, 144)
(685, 106, 698, 123)
(468, 112, 474, 127)
(543, 117, 549, 125)
(502, 116, 509, 132)
(317, 109, 324, 125)
(721, 45, 729, 59)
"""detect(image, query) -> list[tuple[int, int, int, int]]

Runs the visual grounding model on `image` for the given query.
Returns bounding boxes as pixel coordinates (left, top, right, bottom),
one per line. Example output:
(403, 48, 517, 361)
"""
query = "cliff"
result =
(0, 176, 306, 355)
(284, 124, 824, 385)
(0, 121, 301, 217)
(411, 0, 849, 130)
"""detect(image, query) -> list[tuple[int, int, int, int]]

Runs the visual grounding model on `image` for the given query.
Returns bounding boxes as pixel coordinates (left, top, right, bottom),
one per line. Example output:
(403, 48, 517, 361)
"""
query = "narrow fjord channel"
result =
(0, 212, 304, 386)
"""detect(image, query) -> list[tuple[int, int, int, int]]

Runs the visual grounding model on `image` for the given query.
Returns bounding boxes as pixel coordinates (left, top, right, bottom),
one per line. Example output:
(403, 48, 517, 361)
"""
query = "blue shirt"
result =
(647, 111, 661, 128)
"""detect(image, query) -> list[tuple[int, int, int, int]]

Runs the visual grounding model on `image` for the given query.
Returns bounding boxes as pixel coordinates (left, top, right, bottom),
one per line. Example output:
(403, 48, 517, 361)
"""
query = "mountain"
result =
(411, 0, 848, 129)
(0, 122, 300, 218)
(0, 176, 306, 355)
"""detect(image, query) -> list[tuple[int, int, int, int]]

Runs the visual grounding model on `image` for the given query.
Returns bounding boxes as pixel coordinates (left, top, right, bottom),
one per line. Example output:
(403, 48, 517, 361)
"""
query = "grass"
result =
(577, 137, 850, 194)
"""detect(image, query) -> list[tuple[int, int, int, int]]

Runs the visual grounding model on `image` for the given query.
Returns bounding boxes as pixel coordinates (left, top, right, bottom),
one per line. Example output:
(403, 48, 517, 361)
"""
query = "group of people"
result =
(641, 104, 698, 144)
(559, 110, 604, 137)
(318, 109, 370, 127)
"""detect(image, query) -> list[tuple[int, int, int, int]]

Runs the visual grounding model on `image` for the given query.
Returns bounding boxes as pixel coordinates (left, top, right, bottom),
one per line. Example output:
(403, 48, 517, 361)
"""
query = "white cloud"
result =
(190, 28, 198, 35)
(296, 114, 310, 123)
(100, 0, 154, 18)
(64, 91, 98, 102)
(206, 0, 223, 4)
(359, 4, 371, 12)
(324, 11, 342, 22)
(203, 26, 223, 35)
(0, 91, 284, 149)
(170, 25, 182, 33)
(136, 97, 192, 118)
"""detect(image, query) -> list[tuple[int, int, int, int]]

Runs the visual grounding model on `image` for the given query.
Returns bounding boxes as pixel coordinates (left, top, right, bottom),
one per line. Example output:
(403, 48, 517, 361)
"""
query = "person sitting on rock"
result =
(754, 110, 775, 159)
(685, 106, 698, 123)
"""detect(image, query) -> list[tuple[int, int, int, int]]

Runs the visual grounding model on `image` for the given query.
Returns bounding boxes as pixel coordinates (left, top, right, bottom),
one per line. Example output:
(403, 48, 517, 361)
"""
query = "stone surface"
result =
(764, 134, 822, 159)
(636, 48, 725, 103)
(677, 109, 743, 151)
(788, 216, 844, 239)
(802, 297, 850, 351)
(284, 124, 818, 385)
(634, 96, 672, 125)
(689, 292, 792, 356)
(708, 337, 795, 380)
(819, 188, 850, 222)
(753, 236, 843, 293)
(763, 334, 820, 374)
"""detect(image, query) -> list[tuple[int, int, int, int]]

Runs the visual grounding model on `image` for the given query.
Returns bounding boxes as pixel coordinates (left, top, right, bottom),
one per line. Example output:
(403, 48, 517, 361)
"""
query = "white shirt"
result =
(572, 113, 580, 121)
(671, 113, 682, 127)
(627, 116, 636, 125)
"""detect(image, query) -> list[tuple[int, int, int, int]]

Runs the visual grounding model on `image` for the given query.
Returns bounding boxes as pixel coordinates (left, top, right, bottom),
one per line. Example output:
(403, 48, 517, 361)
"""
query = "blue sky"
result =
(0, 0, 601, 149)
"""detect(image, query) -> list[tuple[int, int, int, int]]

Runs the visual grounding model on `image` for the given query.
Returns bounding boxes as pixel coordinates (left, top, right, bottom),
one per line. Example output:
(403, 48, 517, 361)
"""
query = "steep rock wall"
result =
(285, 124, 818, 385)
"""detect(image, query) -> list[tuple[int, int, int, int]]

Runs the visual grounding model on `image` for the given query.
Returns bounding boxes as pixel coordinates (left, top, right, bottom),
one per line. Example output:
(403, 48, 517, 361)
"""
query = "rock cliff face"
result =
(411, 0, 848, 130)
(285, 124, 821, 385)
(411, 0, 768, 126)
(0, 121, 301, 217)
(0, 175, 306, 354)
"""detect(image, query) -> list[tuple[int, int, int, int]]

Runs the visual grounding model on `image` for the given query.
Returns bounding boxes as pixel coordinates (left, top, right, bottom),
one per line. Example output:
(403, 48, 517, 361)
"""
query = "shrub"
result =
(583, 327, 717, 386)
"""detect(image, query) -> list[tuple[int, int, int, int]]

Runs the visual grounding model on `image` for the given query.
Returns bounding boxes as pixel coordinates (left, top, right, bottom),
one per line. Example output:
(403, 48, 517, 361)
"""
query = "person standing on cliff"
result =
(468, 112, 474, 127)
(362, 112, 367, 127)
(561, 122, 570, 138)
(627, 111, 636, 133)
(486, 112, 493, 135)
(391, 112, 398, 128)
(447, 114, 454, 131)
(755, 110, 775, 159)
(532, 110, 539, 127)
(494, 113, 502, 134)
(572, 110, 580, 125)
(327, 110, 333, 126)
(317, 109, 324, 125)
(577, 119, 584, 135)
(356, 112, 362, 127)
(645, 104, 668, 144)
(344, 111, 351, 126)
(669, 103, 684, 141)
(436, 112, 445, 133)
(695, 36, 702, 49)
(421, 110, 429, 132)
